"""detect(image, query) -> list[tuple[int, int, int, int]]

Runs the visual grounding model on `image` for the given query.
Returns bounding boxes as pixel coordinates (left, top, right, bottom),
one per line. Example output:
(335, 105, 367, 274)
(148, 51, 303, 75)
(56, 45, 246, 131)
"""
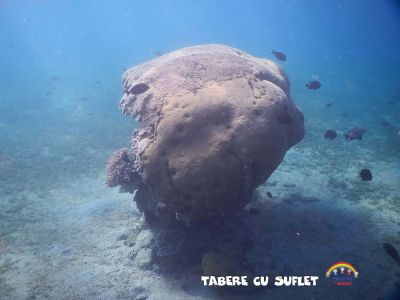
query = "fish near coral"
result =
(359, 169, 372, 181)
(344, 127, 366, 140)
(324, 130, 337, 140)
(128, 83, 149, 95)
(305, 80, 321, 90)
(383, 243, 400, 266)
(272, 50, 286, 61)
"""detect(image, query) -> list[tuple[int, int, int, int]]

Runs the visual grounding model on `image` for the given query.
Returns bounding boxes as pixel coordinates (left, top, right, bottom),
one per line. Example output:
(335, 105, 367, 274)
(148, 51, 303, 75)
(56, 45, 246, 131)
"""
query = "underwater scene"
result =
(0, 1, 400, 299)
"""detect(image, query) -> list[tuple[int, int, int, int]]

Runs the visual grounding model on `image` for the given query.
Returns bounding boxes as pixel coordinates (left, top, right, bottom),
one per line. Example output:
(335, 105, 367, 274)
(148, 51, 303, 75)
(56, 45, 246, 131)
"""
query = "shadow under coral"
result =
(124, 189, 399, 300)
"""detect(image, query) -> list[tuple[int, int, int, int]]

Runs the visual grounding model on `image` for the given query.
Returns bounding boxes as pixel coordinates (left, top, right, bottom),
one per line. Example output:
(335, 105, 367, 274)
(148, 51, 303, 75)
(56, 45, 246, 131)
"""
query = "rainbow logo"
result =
(326, 262, 359, 278)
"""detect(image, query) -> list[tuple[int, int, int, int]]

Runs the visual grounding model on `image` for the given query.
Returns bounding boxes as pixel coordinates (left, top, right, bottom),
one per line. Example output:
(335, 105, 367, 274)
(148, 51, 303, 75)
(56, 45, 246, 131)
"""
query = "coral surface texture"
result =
(106, 44, 305, 221)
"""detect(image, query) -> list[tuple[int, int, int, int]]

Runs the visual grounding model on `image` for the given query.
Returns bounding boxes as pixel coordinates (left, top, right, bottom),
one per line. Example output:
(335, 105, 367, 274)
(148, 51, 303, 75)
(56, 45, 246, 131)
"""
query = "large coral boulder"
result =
(106, 44, 305, 222)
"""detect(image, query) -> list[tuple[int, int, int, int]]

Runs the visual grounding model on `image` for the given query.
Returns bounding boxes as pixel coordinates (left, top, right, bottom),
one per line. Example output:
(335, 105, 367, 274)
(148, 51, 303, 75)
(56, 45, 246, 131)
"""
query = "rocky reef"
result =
(106, 44, 305, 222)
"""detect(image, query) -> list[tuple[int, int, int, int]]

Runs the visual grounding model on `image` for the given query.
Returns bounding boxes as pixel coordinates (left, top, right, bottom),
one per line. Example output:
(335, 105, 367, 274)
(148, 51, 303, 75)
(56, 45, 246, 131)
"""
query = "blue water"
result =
(0, 1, 399, 299)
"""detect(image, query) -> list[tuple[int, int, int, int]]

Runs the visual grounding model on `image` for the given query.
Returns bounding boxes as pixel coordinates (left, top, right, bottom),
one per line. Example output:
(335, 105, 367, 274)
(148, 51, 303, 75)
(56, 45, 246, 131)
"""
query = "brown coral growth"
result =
(106, 44, 305, 222)
(106, 148, 139, 193)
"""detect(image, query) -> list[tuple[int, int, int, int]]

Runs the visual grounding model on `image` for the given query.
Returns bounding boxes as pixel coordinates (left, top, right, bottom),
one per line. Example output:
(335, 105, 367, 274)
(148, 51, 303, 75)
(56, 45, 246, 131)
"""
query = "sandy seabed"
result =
(0, 140, 399, 300)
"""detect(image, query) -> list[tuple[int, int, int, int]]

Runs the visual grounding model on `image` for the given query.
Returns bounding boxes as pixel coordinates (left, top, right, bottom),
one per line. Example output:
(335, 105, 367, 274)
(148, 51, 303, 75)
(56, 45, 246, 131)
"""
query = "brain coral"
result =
(106, 44, 305, 222)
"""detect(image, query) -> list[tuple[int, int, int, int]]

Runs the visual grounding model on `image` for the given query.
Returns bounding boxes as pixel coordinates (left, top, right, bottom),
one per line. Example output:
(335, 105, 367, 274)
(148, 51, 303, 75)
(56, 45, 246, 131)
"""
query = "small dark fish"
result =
(387, 101, 394, 105)
(380, 120, 390, 126)
(266, 191, 272, 198)
(277, 112, 292, 124)
(46, 91, 53, 96)
(154, 50, 162, 57)
(248, 208, 261, 215)
(272, 50, 286, 61)
(50, 76, 58, 81)
(383, 243, 400, 266)
(359, 169, 372, 181)
(340, 112, 349, 118)
(324, 102, 333, 108)
(79, 97, 87, 102)
(324, 130, 337, 140)
(128, 83, 149, 95)
(7, 44, 14, 48)
(305, 80, 321, 90)
(344, 127, 366, 140)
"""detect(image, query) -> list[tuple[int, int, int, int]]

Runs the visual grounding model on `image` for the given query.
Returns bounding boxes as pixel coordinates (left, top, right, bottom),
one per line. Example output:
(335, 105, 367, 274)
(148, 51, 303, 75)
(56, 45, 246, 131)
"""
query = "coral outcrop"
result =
(106, 44, 305, 222)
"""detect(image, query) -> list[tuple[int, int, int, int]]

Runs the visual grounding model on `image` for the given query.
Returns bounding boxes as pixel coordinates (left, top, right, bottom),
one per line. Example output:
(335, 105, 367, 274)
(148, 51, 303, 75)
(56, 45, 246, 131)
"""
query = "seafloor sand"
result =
(1, 145, 399, 299)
